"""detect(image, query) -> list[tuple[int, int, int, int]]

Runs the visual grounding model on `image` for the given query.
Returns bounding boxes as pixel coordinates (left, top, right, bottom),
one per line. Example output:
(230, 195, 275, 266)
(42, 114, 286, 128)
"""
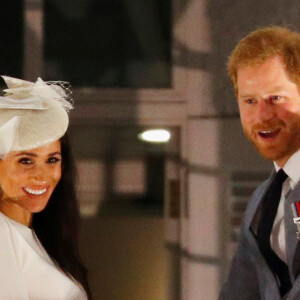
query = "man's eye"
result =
(47, 157, 61, 164)
(245, 98, 255, 104)
(18, 158, 33, 165)
(270, 95, 282, 101)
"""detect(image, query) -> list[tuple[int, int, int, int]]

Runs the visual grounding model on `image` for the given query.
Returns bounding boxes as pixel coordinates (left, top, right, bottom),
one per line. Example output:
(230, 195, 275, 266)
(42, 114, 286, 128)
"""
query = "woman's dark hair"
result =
(32, 133, 92, 299)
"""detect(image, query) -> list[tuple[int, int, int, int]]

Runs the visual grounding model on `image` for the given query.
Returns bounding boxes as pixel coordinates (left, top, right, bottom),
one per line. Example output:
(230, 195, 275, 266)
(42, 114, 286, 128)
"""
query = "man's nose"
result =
(257, 99, 276, 121)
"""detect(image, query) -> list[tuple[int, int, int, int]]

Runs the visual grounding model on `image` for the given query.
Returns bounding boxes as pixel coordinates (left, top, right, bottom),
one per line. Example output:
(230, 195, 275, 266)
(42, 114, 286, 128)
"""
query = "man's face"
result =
(237, 55, 300, 167)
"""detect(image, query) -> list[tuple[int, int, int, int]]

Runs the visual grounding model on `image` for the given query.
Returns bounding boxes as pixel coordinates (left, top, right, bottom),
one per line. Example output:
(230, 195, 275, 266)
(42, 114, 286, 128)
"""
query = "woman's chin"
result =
(19, 195, 51, 214)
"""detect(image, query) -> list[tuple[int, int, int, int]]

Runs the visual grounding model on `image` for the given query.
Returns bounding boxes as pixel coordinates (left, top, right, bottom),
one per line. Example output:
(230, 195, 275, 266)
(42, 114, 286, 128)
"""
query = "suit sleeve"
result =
(0, 218, 29, 299)
(218, 240, 260, 300)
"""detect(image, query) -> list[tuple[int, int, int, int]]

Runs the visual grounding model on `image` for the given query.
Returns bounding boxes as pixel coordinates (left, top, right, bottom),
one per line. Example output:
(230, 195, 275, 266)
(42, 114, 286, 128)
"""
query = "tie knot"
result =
(274, 169, 288, 185)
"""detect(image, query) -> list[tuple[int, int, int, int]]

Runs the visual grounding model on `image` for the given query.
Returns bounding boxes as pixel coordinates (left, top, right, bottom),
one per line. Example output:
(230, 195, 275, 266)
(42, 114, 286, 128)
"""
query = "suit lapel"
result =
(245, 172, 275, 231)
(285, 183, 300, 280)
(293, 243, 300, 278)
(244, 172, 282, 299)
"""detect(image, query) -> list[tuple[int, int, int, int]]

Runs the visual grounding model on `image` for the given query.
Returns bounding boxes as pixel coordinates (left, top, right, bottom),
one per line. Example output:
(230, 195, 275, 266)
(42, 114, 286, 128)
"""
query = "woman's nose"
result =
(29, 166, 47, 184)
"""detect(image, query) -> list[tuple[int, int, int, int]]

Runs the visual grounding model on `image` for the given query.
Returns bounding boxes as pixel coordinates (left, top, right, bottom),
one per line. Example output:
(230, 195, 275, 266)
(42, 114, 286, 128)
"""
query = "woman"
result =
(0, 76, 91, 299)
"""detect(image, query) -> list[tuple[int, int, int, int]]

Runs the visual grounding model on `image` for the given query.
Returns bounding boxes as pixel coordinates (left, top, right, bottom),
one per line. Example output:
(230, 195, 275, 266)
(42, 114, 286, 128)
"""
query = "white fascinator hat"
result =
(0, 76, 73, 157)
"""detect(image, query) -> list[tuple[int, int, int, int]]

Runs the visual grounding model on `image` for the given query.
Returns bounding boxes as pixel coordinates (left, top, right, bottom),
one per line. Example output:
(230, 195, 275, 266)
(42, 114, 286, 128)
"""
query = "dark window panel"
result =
(44, 0, 172, 87)
(0, 1, 23, 78)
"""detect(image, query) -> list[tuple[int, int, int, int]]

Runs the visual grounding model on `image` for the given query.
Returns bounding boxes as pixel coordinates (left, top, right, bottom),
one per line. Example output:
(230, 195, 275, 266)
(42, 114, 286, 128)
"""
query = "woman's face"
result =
(0, 140, 62, 219)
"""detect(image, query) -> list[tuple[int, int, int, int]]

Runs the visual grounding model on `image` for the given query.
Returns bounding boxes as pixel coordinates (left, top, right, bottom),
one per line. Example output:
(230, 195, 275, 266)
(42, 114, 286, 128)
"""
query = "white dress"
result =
(0, 212, 87, 300)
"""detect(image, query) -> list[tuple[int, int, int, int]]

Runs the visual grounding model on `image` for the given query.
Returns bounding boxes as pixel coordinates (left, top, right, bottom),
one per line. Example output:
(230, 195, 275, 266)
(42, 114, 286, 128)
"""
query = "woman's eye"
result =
(47, 157, 61, 164)
(18, 158, 33, 165)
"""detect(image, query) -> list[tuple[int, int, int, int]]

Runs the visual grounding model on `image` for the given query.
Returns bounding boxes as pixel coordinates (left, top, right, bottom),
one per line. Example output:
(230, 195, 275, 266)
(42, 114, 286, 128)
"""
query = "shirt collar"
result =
(274, 148, 300, 186)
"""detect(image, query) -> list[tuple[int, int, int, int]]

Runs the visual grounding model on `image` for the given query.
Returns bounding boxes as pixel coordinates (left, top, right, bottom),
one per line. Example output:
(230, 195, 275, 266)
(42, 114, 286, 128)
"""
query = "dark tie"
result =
(257, 169, 291, 296)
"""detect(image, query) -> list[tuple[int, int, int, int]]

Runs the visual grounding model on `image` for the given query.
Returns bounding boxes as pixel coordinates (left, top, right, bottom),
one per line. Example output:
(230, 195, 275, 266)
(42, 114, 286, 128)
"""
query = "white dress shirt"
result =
(272, 149, 300, 262)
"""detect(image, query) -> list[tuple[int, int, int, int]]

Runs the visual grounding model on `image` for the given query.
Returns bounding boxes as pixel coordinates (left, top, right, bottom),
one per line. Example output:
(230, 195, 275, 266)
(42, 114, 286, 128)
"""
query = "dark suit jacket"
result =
(219, 172, 300, 300)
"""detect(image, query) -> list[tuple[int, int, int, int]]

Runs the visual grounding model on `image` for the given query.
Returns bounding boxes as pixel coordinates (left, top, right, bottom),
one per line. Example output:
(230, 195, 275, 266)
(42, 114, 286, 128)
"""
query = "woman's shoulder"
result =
(0, 212, 29, 271)
(0, 212, 18, 231)
(0, 212, 21, 260)
(0, 211, 11, 231)
(0, 212, 28, 246)
(0, 212, 30, 233)
(0, 212, 36, 257)
(0, 212, 21, 247)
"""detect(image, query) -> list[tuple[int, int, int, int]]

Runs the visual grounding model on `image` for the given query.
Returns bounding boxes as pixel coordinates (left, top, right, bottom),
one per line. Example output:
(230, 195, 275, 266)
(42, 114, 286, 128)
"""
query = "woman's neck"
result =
(0, 201, 32, 227)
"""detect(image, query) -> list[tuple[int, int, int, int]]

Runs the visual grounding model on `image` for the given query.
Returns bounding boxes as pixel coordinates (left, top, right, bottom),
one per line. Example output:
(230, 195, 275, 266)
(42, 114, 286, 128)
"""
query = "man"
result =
(219, 27, 300, 299)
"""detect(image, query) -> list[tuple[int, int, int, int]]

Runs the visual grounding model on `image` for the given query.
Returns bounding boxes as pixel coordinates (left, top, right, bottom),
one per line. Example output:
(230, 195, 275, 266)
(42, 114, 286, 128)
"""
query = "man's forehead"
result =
(238, 85, 288, 98)
(237, 57, 286, 83)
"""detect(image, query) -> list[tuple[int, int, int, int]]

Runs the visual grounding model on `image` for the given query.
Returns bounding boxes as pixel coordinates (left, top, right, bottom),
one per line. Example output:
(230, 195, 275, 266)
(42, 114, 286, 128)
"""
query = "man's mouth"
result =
(258, 128, 281, 138)
(23, 187, 47, 195)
